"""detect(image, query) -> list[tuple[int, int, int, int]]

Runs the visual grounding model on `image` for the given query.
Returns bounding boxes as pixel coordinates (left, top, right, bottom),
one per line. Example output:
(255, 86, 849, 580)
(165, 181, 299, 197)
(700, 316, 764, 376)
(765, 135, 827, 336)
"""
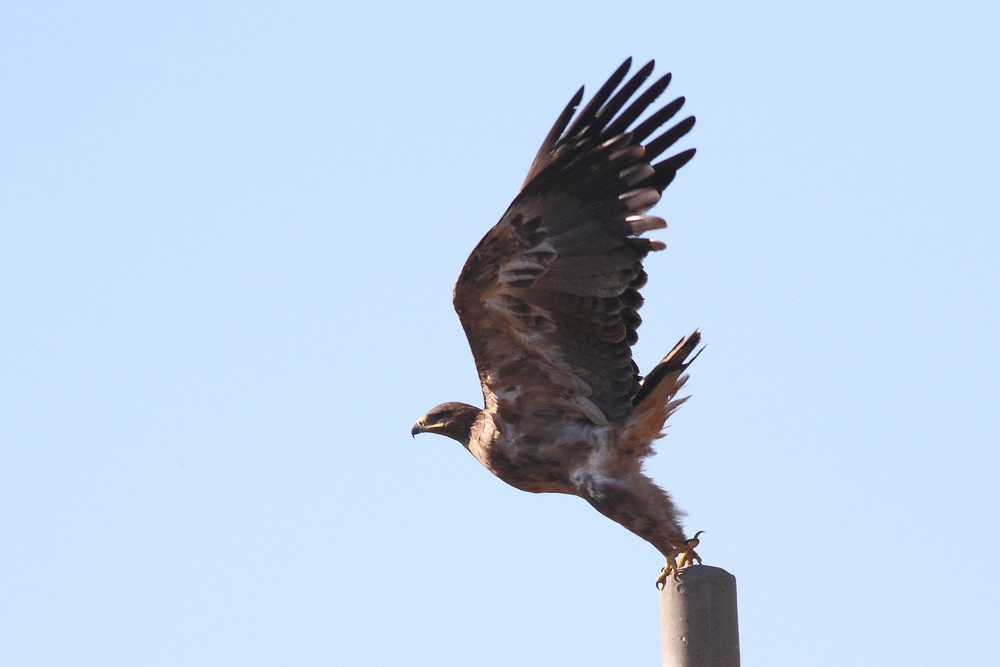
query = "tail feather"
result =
(628, 330, 702, 448)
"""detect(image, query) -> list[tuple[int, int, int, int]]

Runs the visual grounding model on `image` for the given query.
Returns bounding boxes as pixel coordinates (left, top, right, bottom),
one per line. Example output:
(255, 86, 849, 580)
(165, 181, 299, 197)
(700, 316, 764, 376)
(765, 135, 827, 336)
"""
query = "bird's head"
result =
(411, 402, 481, 446)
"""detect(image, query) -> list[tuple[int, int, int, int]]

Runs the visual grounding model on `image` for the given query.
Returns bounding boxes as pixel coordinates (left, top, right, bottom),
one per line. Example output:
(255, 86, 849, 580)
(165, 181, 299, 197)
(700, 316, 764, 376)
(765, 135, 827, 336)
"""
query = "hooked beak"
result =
(411, 420, 425, 438)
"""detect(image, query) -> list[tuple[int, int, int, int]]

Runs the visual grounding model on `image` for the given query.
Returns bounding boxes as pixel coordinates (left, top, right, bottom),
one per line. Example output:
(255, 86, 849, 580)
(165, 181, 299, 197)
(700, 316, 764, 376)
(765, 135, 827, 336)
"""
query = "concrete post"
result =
(659, 565, 740, 667)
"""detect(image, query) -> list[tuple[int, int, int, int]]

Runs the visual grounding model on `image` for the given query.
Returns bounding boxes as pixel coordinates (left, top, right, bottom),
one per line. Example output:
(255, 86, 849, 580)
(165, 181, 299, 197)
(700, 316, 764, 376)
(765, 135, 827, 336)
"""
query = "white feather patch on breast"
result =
(568, 425, 616, 489)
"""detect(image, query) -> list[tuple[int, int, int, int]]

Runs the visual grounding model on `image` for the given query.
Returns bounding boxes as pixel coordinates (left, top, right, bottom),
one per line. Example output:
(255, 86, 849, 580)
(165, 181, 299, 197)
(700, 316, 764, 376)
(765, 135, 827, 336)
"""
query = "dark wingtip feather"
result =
(655, 146, 697, 173)
(562, 58, 635, 141)
(521, 85, 586, 188)
(645, 115, 696, 162)
(651, 146, 697, 192)
(522, 60, 696, 202)
(595, 60, 656, 132)
(630, 96, 686, 144)
(605, 71, 673, 138)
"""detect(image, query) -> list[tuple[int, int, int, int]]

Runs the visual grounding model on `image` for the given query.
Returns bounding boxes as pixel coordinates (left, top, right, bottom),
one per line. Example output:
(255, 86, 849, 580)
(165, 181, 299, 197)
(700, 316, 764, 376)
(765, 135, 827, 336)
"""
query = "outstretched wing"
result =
(454, 58, 695, 428)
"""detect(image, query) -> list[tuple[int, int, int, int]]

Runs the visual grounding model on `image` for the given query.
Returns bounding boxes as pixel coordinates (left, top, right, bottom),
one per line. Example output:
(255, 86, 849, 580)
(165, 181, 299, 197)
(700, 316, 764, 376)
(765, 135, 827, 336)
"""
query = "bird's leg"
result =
(575, 471, 696, 590)
(655, 531, 704, 590)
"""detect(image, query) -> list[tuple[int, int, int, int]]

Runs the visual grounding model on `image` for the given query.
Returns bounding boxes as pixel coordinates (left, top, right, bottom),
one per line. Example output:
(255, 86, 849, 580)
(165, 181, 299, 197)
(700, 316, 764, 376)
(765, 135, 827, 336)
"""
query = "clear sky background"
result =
(3, 1, 998, 665)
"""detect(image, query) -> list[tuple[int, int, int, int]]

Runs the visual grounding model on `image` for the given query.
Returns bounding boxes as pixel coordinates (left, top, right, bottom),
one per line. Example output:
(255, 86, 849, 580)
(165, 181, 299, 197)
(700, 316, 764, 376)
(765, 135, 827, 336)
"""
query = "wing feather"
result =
(454, 59, 695, 427)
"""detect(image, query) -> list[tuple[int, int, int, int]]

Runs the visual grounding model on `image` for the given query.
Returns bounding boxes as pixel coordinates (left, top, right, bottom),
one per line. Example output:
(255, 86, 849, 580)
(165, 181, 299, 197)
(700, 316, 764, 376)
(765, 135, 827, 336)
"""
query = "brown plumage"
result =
(411, 59, 702, 583)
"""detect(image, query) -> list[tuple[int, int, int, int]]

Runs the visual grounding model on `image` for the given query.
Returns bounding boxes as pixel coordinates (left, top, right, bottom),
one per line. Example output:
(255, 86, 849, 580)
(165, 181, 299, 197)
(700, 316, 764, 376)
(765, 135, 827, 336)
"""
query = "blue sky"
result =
(3, 1, 998, 665)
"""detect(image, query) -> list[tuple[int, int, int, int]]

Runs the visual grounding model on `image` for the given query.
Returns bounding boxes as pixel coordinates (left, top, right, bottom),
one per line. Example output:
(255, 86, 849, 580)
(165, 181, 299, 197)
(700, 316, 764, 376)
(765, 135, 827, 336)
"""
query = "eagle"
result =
(411, 58, 703, 587)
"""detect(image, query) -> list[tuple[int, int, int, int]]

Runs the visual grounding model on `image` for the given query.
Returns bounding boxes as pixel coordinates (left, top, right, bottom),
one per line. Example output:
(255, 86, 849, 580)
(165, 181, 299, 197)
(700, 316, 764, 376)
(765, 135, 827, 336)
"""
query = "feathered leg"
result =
(577, 471, 701, 587)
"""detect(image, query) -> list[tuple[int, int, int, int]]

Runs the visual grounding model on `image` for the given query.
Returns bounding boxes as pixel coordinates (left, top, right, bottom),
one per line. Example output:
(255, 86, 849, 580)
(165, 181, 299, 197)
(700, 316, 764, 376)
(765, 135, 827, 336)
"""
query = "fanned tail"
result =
(628, 330, 702, 448)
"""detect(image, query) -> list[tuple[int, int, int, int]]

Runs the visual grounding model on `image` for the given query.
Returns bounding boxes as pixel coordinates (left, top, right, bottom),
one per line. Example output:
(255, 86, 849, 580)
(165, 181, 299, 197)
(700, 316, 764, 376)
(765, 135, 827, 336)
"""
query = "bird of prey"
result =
(411, 58, 702, 587)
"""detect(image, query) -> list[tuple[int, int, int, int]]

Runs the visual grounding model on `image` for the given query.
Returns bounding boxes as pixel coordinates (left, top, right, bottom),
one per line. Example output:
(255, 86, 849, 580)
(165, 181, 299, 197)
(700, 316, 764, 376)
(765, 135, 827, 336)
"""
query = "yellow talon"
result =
(654, 531, 705, 589)
(656, 554, 680, 589)
(678, 530, 704, 568)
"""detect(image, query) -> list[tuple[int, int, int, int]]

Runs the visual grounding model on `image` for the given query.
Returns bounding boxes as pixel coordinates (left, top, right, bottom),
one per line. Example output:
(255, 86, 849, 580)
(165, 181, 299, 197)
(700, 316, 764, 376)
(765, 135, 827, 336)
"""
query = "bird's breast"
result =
(470, 422, 605, 495)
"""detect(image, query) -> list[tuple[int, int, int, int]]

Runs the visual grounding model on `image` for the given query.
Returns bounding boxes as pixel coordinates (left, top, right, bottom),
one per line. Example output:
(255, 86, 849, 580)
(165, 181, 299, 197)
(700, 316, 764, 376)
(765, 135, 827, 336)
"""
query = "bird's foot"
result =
(656, 554, 680, 589)
(655, 531, 705, 590)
